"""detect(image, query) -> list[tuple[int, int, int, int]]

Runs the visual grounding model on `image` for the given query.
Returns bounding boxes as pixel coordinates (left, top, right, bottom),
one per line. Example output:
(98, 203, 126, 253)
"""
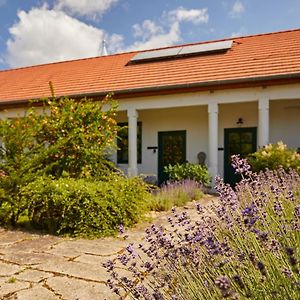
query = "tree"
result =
(0, 93, 120, 224)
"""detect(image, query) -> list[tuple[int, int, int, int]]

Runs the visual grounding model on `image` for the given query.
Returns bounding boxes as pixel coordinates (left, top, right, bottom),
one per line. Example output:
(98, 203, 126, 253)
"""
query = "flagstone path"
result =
(0, 195, 215, 300)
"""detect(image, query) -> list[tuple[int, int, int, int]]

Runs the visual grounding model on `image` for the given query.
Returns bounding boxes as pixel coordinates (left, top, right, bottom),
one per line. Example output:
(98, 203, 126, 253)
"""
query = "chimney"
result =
(100, 39, 108, 56)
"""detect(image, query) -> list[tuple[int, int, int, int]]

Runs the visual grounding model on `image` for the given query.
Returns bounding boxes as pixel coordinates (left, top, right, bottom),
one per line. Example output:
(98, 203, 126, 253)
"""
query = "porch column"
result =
(127, 108, 138, 177)
(258, 97, 269, 148)
(208, 103, 219, 187)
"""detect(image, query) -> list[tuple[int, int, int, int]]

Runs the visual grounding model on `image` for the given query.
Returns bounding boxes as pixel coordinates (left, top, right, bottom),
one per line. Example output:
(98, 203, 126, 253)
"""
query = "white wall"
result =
(270, 99, 300, 149)
(115, 106, 208, 178)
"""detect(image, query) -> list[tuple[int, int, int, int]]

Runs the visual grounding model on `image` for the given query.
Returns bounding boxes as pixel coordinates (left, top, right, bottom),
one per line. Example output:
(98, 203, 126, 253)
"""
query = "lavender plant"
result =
(149, 179, 204, 212)
(104, 155, 300, 299)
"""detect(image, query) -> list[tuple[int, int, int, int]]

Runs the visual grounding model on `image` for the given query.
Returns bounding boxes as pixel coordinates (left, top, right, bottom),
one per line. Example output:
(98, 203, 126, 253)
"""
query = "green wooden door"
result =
(158, 131, 186, 184)
(224, 127, 257, 186)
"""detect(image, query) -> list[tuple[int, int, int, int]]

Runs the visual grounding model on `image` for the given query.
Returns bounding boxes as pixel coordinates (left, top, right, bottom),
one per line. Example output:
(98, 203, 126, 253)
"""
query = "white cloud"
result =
(126, 7, 209, 51)
(54, 0, 118, 18)
(6, 5, 106, 68)
(127, 22, 181, 52)
(4, 4, 210, 68)
(231, 27, 247, 37)
(132, 20, 163, 39)
(230, 1, 245, 18)
(168, 7, 209, 24)
(106, 33, 124, 54)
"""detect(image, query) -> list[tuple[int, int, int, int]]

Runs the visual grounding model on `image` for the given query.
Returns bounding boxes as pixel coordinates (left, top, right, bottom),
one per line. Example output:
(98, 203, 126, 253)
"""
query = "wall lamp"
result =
(236, 117, 243, 126)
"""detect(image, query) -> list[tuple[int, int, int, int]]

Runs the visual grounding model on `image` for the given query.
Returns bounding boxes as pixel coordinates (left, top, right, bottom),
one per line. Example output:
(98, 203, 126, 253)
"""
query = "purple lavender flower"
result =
(257, 261, 266, 276)
(282, 267, 292, 278)
(118, 253, 130, 266)
(126, 243, 134, 254)
(196, 203, 204, 214)
(135, 285, 152, 299)
(215, 276, 232, 297)
(102, 260, 114, 271)
(153, 291, 164, 300)
(103, 161, 300, 299)
(231, 154, 251, 175)
(118, 224, 125, 234)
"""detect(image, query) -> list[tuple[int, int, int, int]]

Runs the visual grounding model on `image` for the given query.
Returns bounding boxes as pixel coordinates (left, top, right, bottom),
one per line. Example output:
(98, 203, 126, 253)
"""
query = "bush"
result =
(0, 94, 121, 225)
(104, 156, 300, 299)
(248, 141, 300, 173)
(149, 180, 204, 212)
(164, 162, 211, 186)
(19, 175, 150, 237)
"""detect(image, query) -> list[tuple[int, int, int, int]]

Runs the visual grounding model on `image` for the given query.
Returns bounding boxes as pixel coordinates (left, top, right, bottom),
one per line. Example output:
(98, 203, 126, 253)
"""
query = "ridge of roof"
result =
(1, 27, 300, 74)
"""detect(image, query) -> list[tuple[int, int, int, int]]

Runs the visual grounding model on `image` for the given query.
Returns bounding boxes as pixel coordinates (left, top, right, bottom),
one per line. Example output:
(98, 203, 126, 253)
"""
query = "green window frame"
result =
(117, 122, 142, 164)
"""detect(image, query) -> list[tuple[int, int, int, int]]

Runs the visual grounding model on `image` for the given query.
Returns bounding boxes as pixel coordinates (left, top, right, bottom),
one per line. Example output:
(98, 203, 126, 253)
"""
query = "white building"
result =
(1, 29, 300, 185)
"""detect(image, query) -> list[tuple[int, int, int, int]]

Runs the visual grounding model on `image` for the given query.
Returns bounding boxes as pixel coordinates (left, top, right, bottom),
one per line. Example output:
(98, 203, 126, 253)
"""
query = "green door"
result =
(224, 127, 257, 186)
(158, 131, 186, 184)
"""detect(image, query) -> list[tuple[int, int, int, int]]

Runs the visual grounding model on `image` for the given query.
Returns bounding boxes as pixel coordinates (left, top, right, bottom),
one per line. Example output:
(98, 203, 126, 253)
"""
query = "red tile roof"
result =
(1, 28, 300, 105)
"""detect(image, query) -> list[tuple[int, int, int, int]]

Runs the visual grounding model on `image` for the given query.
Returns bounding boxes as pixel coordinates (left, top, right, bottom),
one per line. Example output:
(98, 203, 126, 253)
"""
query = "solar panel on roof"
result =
(130, 47, 182, 62)
(178, 40, 233, 56)
(129, 40, 233, 63)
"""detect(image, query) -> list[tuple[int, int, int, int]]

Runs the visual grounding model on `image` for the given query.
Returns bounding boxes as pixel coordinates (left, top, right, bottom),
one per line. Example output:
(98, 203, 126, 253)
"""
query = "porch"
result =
(112, 85, 300, 185)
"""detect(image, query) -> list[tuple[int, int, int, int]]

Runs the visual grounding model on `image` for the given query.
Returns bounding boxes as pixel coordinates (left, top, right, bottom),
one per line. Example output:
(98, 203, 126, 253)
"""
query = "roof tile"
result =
(1, 28, 300, 103)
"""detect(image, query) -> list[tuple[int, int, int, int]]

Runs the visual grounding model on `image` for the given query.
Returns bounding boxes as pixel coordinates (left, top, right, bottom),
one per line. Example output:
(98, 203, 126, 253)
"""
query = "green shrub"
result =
(164, 162, 211, 186)
(19, 175, 150, 237)
(149, 179, 204, 212)
(248, 141, 300, 173)
(0, 94, 121, 225)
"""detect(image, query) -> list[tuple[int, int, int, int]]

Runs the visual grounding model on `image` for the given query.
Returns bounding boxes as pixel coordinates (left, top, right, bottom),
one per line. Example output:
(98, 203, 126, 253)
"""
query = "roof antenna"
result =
(100, 39, 108, 56)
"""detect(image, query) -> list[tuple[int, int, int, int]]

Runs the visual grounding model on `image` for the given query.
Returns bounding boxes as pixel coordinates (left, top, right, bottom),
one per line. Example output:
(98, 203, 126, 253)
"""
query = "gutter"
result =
(1, 72, 300, 108)
(77, 72, 300, 98)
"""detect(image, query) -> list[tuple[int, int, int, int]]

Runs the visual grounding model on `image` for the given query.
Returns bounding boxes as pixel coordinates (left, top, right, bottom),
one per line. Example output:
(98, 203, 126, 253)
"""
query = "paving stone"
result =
(0, 262, 23, 276)
(46, 276, 117, 300)
(4, 236, 60, 254)
(0, 196, 216, 299)
(0, 231, 32, 246)
(2, 252, 64, 266)
(0, 278, 30, 299)
(9, 284, 58, 300)
(0, 276, 10, 286)
(74, 254, 108, 265)
(47, 238, 128, 258)
(15, 269, 53, 283)
(36, 260, 109, 282)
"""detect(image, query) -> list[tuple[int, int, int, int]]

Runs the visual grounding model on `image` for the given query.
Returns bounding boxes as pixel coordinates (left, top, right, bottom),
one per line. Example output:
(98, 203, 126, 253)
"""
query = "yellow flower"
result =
(261, 151, 268, 157)
(277, 141, 286, 151)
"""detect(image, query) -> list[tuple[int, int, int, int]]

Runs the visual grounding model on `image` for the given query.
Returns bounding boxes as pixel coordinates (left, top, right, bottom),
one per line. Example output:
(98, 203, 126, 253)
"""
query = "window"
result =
(117, 122, 142, 164)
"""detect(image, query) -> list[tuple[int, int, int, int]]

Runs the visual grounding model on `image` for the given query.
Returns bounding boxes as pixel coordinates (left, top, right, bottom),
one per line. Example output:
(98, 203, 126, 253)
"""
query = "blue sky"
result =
(0, 0, 300, 70)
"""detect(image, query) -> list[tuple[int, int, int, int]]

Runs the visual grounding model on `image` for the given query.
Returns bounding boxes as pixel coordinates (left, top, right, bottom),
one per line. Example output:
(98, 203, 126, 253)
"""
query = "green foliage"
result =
(164, 162, 211, 186)
(149, 180, 204, 212)
(248, 141, 300, 173)
(0, 116, 39, 225)
(0, 94, 121, 226)
(20, 175, 150, 237)
(34, 95, 120, 178)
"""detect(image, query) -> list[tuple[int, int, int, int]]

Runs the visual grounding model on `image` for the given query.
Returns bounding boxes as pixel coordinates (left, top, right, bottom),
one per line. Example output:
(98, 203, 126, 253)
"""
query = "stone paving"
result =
(0, 195, 215, 300)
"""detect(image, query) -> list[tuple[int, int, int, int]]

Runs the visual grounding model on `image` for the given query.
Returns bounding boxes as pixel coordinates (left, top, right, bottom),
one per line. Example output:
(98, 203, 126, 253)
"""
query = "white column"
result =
(208, 103, 219, 187)
(258, 97, 269, 148)
(127, 108, 138, 177)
